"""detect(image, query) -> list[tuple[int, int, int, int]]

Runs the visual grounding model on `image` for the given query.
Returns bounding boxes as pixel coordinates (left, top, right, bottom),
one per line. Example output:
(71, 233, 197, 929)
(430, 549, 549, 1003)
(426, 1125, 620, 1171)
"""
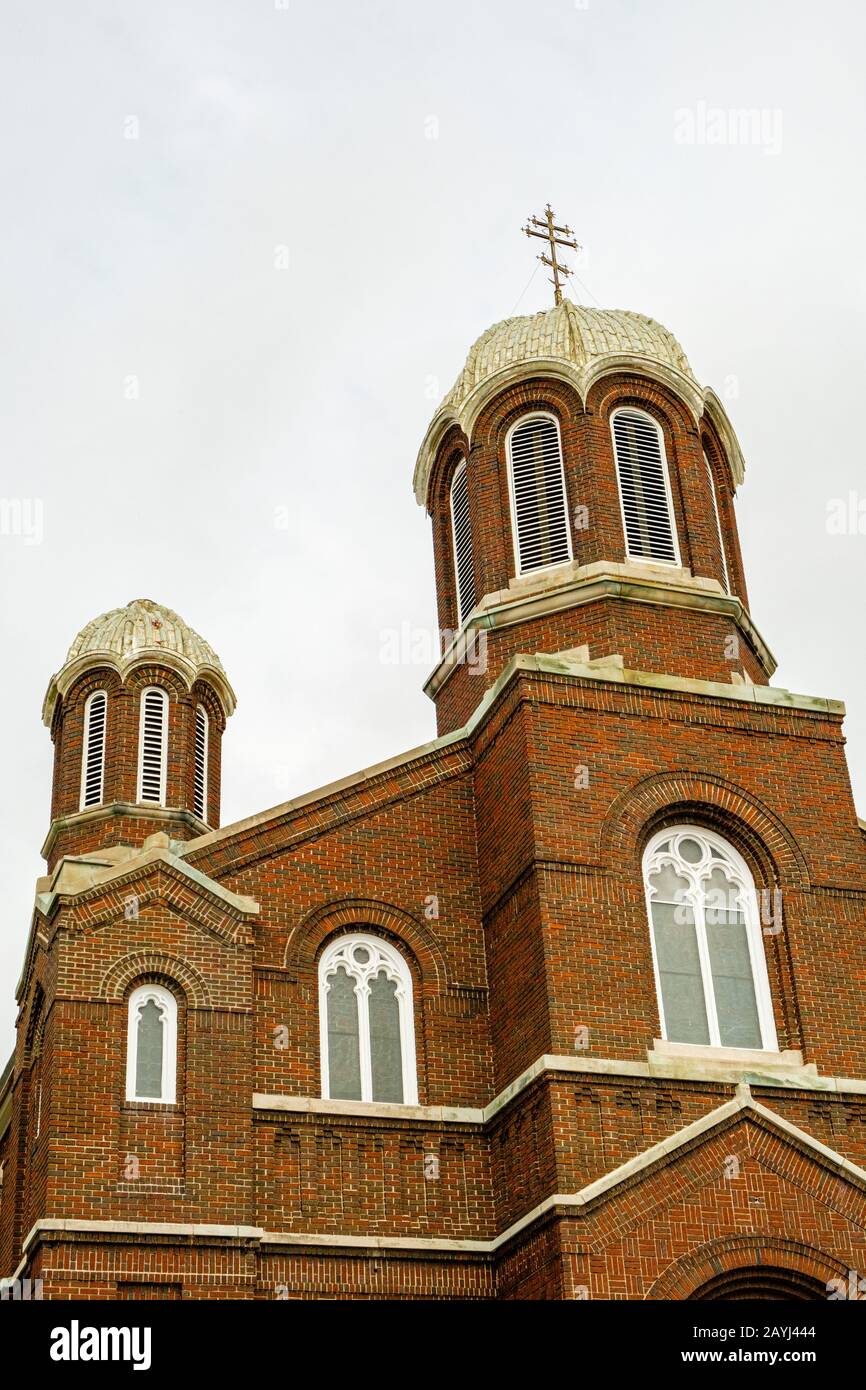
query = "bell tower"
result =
(414, 294, 773, 736)
(41, 598, 236, 871)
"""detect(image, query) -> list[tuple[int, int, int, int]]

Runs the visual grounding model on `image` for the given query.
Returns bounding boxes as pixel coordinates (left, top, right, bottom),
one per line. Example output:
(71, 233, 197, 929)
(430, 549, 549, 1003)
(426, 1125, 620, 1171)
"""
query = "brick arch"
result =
(476, 375, 585, 450)
(590, 372, 698, 439)
(647, 1233, 848, 1301)
(591, 375, 704, 577)
(429, 437, 473, 634)
(60, 665, 125, 715)
(599, 771, 811, 889)
(473, 377, 587, 594)
(284, 898, 449, 996)
(701, 419, 748, 600)
(428, 424, 470, 516)
(190, 679, 227, 736)
(123, 664, 190, 701)
(99, 951, 212, 1007)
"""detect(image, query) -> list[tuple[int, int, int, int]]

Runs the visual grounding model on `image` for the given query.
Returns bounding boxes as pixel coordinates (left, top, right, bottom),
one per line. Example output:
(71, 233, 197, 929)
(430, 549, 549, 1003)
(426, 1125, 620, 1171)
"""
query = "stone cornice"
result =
(12, 1084, 866, 1274)
(41, 802, 210, 862)
(253, 1050, 866, 1131)
(42, 648, 236, 726)
(423, 559, 778, 700)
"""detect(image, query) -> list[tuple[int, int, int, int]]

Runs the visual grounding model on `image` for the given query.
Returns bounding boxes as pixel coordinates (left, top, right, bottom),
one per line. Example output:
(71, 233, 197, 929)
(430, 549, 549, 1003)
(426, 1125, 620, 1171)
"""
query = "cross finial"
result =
(523, 204, 580, 306)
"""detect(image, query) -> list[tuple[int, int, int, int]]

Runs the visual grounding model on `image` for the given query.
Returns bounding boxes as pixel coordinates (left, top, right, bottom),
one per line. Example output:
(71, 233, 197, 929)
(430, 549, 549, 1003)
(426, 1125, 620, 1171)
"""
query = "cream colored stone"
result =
(21, 1093, 865, 1264)
(43, 597, 237, 724)
(36, 842, 260, 921)
(423, 562, 778, 698)
(253, 1093, 484, 1124)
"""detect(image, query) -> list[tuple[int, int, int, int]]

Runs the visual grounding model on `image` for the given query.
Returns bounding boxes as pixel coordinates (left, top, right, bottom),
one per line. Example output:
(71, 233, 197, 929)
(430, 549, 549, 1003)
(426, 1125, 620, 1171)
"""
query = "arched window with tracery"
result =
(643, 825, 777, 1051)
(318, 934, 418, 1105)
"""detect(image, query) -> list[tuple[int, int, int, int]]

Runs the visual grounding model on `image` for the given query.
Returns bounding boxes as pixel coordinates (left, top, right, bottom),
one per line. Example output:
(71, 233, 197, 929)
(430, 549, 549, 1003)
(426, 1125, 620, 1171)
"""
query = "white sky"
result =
(1, 0, 865, 1051)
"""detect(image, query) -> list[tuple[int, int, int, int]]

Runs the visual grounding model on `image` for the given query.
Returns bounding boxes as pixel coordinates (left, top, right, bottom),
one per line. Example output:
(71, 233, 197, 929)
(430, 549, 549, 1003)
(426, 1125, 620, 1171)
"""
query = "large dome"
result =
(414, 299, 742, 505)
(443, 302, 696, 413)
(43, 598, 236, 724)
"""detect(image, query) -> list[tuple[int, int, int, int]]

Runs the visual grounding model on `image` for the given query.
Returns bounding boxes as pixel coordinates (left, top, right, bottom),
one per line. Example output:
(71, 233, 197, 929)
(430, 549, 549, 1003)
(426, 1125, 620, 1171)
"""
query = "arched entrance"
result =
(691, 1266, 826, 1300)
(647, 1235, 844, 1301)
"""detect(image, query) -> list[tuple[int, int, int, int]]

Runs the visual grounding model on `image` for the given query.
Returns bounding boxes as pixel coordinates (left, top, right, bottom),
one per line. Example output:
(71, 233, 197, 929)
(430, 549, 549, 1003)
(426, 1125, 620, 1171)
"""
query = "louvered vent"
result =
(138, 688, 167, 804)
(612, 409, 679, 564)
(508, 414, 572, 574)
(80, 691, 107, 809)
(450, 462, 476, 622)
(193, 705, 208, 821)
(704, 453, 731, 594)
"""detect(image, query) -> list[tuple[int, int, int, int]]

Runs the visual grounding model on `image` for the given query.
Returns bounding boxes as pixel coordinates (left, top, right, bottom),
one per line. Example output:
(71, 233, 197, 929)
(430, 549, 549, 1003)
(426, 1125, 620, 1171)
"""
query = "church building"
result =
(2, 289, 866, 1300)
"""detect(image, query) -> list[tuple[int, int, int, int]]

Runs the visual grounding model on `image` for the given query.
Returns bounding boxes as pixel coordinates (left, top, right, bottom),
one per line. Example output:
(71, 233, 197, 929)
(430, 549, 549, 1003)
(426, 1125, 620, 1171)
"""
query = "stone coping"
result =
(13, 1083, 866, 1275)
(252, 1051, 866, 1132)
(183, 652, 844, 861)
(41, 802, 210, 863)
(424, 560, 778, 697)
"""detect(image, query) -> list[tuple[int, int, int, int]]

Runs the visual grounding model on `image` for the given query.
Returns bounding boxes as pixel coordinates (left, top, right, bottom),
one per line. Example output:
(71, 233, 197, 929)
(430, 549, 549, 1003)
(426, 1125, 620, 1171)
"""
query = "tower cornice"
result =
(423, 558, 778, 702)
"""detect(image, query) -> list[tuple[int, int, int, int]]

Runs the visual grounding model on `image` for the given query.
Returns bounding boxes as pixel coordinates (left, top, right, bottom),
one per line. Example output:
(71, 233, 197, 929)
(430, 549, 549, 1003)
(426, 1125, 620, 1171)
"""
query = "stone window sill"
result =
(648, 1039, 812, 1079)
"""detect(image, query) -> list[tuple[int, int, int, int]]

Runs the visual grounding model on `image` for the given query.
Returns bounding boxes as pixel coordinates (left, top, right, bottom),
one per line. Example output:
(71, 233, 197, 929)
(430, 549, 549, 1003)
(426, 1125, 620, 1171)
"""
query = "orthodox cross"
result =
(522, 204, 580, 305)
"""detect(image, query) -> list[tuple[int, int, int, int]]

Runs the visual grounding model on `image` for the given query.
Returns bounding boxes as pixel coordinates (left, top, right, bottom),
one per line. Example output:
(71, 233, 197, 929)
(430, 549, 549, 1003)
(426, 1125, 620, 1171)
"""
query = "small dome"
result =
(43, 598, 236, 725)
(443, 302, 696, 415)
(412, 299, 744, 506)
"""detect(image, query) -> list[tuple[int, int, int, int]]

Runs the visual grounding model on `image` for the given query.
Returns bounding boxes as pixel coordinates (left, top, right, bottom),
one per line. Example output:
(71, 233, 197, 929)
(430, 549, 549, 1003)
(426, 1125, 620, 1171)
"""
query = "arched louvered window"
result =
(126, 984, 177, 1103)
(319, 934, 418, 1105)
(643, 826, 777, 1051)
(80, 690, 107, 809)
(612, 408, 680, 565)
(137, 687, 168, 805)
(704, 451, 731, 594)
(193, 705, 208, 821)
(507, 412, 572, 575)
(450, 460, 476, 622)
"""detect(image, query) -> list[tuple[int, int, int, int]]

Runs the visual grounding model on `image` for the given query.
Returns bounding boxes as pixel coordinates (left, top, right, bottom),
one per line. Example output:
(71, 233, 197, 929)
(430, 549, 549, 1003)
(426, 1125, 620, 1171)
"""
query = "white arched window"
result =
(125, 984, 177, 1103)
(612, 408, 680, 565)
(79, 690, 107, 809)
(193, 704, 208, 821)
(137, 687, 168, 805)
(450, 460, 477, 622)
(319, 934, 418, 1105)
(643, 826, 777, 1051)
(704, 451, 731, 594)
(507, 412, 572, 575)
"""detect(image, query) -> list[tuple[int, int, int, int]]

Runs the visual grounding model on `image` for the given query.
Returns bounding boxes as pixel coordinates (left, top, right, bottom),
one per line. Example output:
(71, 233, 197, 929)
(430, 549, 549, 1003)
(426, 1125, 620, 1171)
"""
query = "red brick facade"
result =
(2, 313, 865, 1301)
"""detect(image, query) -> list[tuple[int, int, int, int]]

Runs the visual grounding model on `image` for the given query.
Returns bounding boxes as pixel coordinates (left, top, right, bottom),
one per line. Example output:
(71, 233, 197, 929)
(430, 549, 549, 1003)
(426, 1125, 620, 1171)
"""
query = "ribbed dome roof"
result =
(413, 298, 745, 506)
(43, 598, 236, 725)
(443, 302, 696, 414)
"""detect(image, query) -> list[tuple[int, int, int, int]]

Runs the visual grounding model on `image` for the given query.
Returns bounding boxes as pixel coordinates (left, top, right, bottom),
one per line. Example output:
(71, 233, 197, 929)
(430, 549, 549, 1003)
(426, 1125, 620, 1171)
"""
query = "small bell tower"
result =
(414, 213, 772, 734)
(41, 598, 237, 871)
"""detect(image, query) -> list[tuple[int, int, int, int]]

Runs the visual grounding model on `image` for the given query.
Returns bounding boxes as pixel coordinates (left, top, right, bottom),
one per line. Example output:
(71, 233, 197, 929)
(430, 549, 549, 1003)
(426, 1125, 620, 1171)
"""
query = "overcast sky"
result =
(1, 0, 864, 1050)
